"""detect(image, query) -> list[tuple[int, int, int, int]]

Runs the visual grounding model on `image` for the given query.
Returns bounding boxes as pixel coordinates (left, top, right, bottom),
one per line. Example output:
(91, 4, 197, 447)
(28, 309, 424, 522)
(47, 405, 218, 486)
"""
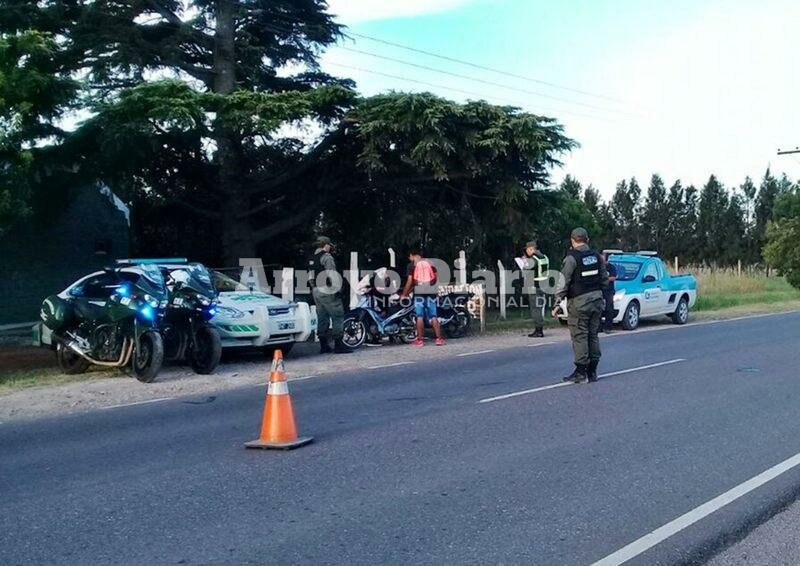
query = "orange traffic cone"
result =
(245, 349, 313, 450)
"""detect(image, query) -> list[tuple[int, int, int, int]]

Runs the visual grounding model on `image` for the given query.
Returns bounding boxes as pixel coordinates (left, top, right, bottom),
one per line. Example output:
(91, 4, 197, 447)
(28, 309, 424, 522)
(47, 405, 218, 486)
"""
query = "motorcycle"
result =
(40, 263, 167, 382)
(161, 262, 222, 374)
(434, 292, 473, 338)
(341, 293, 418, 349)
(341, 268, 473, 349)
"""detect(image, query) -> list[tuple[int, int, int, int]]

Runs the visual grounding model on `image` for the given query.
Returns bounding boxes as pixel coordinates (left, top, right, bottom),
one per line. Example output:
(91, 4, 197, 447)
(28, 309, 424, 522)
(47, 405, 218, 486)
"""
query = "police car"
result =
(209, 270, 315, 354)
(556, 251, 698, 330)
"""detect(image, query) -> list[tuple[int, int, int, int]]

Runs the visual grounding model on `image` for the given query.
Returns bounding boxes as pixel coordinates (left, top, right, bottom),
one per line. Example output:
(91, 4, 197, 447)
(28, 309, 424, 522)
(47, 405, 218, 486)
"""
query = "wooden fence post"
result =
(457, 250, 467, 286)
(737, 259, 742, 277)
(674, 256, 679, 273)
(280, 267, 294, 301)
(497, 260, 507, 320)
(349, 251, 359, 309)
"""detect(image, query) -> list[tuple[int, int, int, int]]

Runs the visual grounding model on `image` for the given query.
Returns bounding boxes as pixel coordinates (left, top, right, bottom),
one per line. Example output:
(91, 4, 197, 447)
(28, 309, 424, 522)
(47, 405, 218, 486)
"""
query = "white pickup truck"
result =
(557, 252, 698, 330)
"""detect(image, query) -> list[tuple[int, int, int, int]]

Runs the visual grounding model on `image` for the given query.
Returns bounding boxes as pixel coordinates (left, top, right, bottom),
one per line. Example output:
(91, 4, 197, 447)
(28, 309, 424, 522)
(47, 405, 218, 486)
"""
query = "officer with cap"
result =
(309, 236, 351, 354)
(552, 227, 608, 383)
(519, 239, 549, 337)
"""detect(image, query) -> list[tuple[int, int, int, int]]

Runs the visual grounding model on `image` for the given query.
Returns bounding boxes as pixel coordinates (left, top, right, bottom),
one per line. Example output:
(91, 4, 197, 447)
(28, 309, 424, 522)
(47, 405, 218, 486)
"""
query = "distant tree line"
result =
(563, 169, 798, 267)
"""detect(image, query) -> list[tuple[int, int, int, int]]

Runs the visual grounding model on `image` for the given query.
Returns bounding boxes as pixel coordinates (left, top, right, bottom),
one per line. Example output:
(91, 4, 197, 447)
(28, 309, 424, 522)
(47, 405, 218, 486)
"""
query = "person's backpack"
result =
(413, 259, 437, 286)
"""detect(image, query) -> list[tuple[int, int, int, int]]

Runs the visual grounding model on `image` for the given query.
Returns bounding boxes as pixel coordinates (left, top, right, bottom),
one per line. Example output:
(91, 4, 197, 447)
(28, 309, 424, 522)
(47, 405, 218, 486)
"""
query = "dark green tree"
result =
(764, 188, 800, 287)
(640, 174, 668, 251)
(559, 174, 582, 199)
(609, 177, 641, 250)
(697, 175, 730, 265)
(755, 168, 781, 257)
(0, 29, 78, 234)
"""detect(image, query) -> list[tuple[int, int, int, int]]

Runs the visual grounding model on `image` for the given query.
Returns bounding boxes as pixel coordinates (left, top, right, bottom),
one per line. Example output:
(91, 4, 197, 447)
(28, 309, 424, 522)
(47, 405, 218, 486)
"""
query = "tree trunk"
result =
(212, 0, 256, 265)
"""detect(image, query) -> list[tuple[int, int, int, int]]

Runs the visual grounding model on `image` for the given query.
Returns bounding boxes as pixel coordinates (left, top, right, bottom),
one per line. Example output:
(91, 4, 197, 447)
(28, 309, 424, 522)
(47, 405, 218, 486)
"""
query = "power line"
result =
(326, 61, 631, 126)
(261, 19, 645, 119)
(339, 46, 646, 118)
(346, 31, 639, 108)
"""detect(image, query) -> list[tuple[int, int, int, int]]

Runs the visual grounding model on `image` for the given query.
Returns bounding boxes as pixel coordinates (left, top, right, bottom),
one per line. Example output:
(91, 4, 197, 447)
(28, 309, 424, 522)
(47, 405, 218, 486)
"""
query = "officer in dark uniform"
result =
(309, 236, 351, 354)
(552, 228, 608, 383)
(601, 252, 618, 332)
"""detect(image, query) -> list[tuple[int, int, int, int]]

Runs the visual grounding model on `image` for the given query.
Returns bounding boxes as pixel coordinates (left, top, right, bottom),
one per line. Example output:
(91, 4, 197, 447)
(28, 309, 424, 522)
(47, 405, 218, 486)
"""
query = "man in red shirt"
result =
(400, 247, 445, 346)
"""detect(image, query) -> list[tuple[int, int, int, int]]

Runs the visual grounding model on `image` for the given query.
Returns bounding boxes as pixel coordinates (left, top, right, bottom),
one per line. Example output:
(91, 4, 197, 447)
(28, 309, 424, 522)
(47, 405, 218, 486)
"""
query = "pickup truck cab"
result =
(557, 251, 698, 330)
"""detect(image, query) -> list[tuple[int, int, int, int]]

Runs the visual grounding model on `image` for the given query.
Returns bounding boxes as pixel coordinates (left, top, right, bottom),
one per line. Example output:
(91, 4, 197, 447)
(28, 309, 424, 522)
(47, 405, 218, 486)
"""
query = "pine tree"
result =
(755, 168, 781, 257)
(697, 175, 730, 265)
(640, 174, 668, 252)
(609, 178, 641, 250)
(560, 174, 583, 199)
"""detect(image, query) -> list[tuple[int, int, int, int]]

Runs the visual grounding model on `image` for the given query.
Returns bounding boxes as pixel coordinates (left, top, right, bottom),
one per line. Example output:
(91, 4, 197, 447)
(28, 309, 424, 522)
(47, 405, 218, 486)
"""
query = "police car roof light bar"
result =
(116, 258, 189, 265)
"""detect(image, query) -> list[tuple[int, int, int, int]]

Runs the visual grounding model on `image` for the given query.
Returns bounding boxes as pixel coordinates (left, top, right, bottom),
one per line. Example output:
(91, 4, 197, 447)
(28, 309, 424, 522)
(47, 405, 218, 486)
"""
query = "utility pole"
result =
(777, 147, 800, 155)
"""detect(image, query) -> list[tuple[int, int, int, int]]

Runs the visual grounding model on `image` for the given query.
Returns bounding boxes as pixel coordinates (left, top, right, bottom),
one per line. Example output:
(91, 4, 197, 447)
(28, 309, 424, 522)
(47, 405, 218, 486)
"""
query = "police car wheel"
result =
(671, 297, 689, 325)
(622, 301, 640, 330)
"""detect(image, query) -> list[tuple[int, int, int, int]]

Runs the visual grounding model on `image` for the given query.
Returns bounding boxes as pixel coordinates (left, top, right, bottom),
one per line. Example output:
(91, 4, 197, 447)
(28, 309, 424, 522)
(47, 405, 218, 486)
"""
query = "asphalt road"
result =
(2, 312, 800, 565)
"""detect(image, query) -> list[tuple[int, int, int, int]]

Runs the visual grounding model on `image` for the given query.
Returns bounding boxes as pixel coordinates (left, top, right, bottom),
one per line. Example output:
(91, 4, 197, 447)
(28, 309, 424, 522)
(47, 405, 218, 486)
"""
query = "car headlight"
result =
(216, 305, 245, 319)
(613, 290, 626, 302)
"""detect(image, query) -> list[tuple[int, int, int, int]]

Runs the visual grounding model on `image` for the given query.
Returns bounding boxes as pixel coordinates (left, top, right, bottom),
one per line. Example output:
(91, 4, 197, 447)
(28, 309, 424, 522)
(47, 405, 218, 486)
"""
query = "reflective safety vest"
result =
(567, 249, 602, 298)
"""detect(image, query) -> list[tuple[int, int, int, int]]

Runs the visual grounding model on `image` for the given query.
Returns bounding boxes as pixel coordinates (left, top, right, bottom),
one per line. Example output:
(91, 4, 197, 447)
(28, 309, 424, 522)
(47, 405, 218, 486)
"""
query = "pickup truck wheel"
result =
(622, 301, 640, 330)
(671, 297, 689, 325)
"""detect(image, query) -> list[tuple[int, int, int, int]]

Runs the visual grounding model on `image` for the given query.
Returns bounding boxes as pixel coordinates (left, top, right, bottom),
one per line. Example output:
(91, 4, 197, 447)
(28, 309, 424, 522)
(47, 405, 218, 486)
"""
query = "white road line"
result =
(528, 340, 557, 347)
(598, 358, 686, 378)
(457, 349, 495, 357)
(592, 451, 800, 566)
(365, 361, 416, 370)
(100, 397, 174, 410)
(478, 358, 686, 404)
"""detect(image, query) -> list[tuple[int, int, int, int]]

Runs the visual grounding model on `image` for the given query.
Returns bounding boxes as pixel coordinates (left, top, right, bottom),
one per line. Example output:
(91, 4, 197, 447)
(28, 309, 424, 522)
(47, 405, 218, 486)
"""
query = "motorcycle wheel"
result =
(342, 318, 366, 349)
(55, 343, 90, 374)
(131, 331, 164, 383)
(189, 325, 222, 375)
(445, 311, 471, 339)
(397, 316, 418, 344)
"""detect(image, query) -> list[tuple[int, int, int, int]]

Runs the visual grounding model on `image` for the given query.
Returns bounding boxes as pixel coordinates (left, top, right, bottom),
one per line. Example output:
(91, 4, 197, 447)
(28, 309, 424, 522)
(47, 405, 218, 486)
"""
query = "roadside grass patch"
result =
(693, 272, 800, 311)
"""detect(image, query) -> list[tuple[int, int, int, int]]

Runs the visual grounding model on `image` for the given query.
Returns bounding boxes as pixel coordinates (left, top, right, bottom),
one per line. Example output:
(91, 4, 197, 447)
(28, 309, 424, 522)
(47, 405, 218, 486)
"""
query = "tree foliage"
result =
(764, 188, 800, 288)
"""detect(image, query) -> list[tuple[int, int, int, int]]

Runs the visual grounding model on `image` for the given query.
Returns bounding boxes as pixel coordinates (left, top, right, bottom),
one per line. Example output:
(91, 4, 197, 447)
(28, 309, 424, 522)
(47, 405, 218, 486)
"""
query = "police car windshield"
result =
(612, 261, 642, 281)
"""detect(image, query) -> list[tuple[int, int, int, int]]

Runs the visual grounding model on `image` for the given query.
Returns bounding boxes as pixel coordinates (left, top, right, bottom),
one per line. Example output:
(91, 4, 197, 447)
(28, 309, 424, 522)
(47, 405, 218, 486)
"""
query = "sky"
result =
(322, 0, 800, 198)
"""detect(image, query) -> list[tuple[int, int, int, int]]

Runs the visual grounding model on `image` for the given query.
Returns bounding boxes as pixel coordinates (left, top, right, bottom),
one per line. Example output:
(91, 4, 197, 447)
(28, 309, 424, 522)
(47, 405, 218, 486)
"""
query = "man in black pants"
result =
(601, 252, 618, 332)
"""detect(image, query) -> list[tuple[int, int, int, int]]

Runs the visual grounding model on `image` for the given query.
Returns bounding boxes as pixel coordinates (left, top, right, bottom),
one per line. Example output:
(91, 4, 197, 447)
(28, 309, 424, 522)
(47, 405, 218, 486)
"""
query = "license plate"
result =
(278, 321, 295, 330)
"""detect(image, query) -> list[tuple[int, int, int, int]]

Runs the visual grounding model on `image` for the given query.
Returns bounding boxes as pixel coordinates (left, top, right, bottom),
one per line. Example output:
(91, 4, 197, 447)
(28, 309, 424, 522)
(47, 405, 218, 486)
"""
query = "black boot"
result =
(333, 338, 353, 354)
(587, 360, 599, 382)
(319, 338, 333, 354)
(562, 364, 588, 384)
(528, 327, 544, 338)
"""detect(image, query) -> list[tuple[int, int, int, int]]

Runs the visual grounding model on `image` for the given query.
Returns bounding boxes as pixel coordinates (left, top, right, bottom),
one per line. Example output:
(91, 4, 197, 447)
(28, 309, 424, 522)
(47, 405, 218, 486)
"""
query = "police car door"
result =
(640, 261, 667, 315)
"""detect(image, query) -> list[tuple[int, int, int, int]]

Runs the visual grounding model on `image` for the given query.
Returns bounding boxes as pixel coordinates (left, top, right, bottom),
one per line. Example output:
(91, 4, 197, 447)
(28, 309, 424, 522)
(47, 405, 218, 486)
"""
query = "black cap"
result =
(570, 227, 589, 241)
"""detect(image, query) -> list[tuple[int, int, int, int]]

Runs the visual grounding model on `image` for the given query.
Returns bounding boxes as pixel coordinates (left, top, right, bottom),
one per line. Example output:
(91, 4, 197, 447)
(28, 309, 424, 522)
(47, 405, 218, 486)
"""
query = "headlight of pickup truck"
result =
(613, 289, 626, 302)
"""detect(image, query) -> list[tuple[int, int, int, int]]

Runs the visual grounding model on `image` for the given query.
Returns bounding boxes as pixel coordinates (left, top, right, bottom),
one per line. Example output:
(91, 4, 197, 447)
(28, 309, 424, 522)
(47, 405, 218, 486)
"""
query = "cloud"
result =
(326, 0, 471, 24)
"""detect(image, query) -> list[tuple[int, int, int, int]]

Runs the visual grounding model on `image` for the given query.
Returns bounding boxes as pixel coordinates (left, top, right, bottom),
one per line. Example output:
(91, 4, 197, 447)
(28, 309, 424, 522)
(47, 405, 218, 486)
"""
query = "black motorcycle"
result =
(434, 292, 473, 338)
(160, 262, 222, 374)
(40, 263, 167, 382)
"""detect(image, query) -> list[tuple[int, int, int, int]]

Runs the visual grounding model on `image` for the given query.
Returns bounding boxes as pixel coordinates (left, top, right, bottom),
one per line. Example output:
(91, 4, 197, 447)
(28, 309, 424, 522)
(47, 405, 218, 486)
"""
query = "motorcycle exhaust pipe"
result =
(58, 336, 134, 368)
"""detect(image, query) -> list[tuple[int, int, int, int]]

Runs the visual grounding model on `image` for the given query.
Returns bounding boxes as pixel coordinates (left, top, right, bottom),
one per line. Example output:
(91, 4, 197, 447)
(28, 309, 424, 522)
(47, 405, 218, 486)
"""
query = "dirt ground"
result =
(1, 304, 798, 423)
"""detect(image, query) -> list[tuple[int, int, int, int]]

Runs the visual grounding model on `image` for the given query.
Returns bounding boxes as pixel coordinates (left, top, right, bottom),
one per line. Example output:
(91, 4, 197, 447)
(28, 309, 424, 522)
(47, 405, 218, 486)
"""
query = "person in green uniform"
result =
(552, 228, 608, 383)
(309, 236, 351, 354)
(519, 240, 549, 338)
